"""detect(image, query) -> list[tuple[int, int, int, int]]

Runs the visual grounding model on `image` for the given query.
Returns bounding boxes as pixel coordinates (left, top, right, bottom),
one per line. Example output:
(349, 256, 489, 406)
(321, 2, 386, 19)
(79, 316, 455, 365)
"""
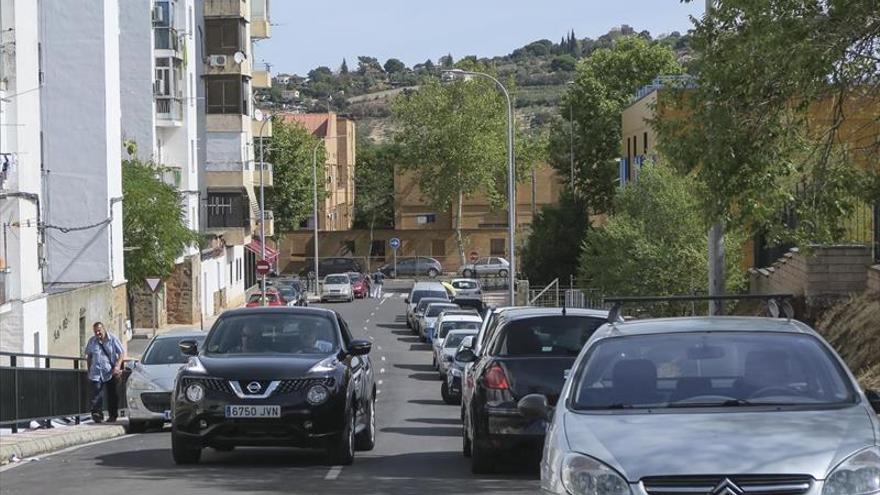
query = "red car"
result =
(348, 272, 369, 299)
(246, 290, 285, 307)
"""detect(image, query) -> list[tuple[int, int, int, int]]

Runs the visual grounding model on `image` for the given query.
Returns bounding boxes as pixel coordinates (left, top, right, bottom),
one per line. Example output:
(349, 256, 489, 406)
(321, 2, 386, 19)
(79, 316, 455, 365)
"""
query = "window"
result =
(490, 239, 505, 256)
(205, 19, 244, 55)
(416, 214, 436, 225)
(643, 132, 649, 153)
(207, 193, 247, 228)
(626, 136, 631, 160)
(432, 239, 446, 257)
(206, 76, 243, 114)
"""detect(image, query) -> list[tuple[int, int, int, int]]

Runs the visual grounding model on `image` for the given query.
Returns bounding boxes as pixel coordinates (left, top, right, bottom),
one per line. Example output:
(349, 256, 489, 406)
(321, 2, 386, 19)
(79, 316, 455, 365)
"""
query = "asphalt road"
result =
(0, 290, 539, 494)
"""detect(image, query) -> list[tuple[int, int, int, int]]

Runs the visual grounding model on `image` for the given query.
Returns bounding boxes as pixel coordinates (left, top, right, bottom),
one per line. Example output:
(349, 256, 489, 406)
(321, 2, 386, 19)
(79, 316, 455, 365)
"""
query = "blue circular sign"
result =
(389, 237, 401, 249)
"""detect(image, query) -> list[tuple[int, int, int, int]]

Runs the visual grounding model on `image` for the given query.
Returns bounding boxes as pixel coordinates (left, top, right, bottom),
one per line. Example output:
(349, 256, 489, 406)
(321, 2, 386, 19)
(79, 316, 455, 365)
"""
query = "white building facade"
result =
(0, 0, 49, 360)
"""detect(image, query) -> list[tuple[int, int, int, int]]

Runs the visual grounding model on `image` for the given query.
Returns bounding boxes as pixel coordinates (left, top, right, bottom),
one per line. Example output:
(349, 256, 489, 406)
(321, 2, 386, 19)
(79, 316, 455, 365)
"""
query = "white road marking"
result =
(379, 298, 387, 306)
(376, 389, 382, 395)
(381, 356, 386, 361)
(377, 346, 382, 350)
(380, 368, 386, 373)
(370, 312, 375, 317)
(365, 319, 370, 323)
(325, 466, 343, 480)
(378, 380, 384, 385)
(369, 335, 375, 340)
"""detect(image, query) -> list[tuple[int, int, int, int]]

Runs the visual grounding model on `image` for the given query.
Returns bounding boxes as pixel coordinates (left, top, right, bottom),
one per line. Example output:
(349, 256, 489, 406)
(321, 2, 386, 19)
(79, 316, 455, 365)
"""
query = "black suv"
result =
(379, 257, 442, 278)
(171, 307, 376, 465)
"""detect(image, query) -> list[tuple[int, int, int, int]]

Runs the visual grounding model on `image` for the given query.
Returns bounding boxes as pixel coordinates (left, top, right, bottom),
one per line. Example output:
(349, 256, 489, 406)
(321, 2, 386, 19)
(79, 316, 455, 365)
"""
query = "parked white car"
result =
(431, 313, 482, 371)
(321, 273, 353, 302)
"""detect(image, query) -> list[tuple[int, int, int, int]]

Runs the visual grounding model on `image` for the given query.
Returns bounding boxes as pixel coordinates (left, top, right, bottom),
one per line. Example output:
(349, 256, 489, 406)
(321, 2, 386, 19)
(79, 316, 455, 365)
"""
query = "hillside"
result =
(259, 25, 692, 141)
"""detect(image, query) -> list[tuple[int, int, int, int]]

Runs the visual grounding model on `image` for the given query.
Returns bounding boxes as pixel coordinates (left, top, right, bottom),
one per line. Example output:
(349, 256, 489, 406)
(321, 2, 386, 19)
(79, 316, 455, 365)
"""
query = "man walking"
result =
(85, 322, 124, 423)
(372, 269, 385, 298)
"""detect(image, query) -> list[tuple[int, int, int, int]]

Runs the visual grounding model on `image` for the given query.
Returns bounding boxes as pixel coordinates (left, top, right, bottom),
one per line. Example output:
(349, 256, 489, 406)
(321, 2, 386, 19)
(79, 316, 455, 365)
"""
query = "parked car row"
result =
(247, 278, 308, 308)
(399, 286, 880, 494)
(290, 255, 513, 281)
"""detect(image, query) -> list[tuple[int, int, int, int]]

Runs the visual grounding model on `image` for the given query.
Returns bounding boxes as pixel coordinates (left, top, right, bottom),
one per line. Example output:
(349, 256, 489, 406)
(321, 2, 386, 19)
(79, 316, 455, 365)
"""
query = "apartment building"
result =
(201, 0, 275, 311)
(120, 0, 202, 328)
(39, 0, 128, 356)
(280, 112, 356, 232)
(0, 0, 49, 361)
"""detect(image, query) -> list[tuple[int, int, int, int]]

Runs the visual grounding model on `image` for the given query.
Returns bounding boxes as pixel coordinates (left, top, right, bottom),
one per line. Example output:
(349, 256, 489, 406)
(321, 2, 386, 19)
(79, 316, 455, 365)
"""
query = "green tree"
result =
(521, 192, 590, 285)
(265, 118, 326, 234)
(340, 58, 349, 74)
(656, 0, 879, 247)
(579, 163, 744, 309)
(549, 36, 680, 214)
(392, 67, 537, 264)
(353, 142, 396, 269)
(122, 157, 199, 288)
(550, 54, 577, 72)
(383, 58, 406, 74)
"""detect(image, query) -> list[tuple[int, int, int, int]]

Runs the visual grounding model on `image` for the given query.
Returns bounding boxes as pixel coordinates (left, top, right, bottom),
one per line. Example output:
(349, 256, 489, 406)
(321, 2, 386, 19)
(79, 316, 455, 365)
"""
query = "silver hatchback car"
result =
(520, 317, 880, 495)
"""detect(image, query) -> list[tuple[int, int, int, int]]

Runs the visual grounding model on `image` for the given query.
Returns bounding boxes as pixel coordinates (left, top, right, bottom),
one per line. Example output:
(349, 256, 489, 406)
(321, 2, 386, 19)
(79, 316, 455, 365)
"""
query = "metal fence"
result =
(0, 352, 92, 433)
(528, 279, 604, 309)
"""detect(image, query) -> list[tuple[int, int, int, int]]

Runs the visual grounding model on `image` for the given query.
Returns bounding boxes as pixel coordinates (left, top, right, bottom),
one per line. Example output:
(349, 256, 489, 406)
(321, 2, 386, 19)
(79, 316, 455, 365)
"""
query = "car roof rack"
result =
(603, 294, 795, 323)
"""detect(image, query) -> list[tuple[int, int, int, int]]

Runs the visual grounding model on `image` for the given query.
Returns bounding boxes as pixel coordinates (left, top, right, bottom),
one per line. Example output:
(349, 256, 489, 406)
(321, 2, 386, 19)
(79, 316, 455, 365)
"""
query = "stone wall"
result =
(131, 285, 167, 330)
(869, 265, 880, 294)
(47, 281, 128, 359)
(166, 256, 200, 325)
(750, 245, 873, 300)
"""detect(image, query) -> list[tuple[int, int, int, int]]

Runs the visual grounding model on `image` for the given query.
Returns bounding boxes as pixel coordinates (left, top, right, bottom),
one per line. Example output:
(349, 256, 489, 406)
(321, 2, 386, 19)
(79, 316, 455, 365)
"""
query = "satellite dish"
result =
(766, 298, 780, 318)
(233, 51, 246, 64)
(253, 109, 264, 122)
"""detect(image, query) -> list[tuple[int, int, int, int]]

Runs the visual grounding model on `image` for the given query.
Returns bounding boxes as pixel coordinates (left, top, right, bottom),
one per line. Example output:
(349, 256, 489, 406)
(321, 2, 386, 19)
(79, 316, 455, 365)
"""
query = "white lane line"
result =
(381, 356, 386, 361)
(369, 335, 375, 340)
(378, 380, 384, 385)
(380, 368, 385, 373)
(379, 298, 387, 306)
(376, 389, 382, 395)
(377, 346, 382, 350)
(365, 319, 370, 323)
(363, 326, 368, 331)
(325, 466, 343, 480)
(370, 312, 375, 317)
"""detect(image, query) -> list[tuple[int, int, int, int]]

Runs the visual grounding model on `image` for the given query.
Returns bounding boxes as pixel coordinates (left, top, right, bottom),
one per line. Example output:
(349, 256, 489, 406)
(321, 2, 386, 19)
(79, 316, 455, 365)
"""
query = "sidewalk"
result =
(0, 422, 127, 465)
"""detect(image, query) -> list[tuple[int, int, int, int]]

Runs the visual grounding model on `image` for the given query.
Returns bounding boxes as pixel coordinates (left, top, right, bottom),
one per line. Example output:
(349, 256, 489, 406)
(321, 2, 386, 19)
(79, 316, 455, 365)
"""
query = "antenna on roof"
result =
(607, 302, 622, 323)
(562, 296, 567, 316)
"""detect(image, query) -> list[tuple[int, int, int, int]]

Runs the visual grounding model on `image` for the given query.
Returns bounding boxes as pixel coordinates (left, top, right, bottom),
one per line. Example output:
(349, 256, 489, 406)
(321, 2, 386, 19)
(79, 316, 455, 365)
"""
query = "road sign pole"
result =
(389, 238, 401, 278)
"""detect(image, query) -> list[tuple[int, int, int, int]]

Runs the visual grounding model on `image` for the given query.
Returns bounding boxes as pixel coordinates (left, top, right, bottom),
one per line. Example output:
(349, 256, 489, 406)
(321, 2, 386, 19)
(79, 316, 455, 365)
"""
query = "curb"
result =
(0, 424, 127, 465)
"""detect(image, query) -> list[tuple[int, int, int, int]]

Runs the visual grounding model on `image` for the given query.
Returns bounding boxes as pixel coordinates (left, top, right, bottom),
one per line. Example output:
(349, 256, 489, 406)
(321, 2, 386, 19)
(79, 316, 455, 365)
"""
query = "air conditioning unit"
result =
(151, 6, 164, 24)
(208, 55, 228, 67)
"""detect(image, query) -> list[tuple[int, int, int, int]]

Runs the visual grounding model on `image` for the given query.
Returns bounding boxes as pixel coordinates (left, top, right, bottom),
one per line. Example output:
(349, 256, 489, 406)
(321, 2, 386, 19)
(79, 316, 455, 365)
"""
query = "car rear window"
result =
(493, 315, 604, 357)
(445, 332, 477, 348)
(453, 280, 478, 290)
(427, 304, 458, 317)
(439, 320, 481, 339)
(411, 290, 448, 305)
(142, 335, 206, 364)
(325, 275, 349, 284)
(348, 273, 363, 283)
(248, 293, 278, 303)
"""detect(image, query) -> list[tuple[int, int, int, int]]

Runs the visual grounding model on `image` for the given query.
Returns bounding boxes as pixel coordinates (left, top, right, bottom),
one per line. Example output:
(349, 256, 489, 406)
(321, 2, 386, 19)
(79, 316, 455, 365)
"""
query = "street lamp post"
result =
(443, 69, 516, 305)
(256, 110, 271, 306)
(311, 134, 344, 298)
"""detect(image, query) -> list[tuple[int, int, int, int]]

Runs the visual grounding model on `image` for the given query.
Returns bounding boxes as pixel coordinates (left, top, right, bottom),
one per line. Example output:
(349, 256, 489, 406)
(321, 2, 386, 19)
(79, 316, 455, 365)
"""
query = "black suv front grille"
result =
(642, 474, 813, 495)
(181, 378, 233, 394)
(276, 378, 335, 395)
(140, 392, 171, 413)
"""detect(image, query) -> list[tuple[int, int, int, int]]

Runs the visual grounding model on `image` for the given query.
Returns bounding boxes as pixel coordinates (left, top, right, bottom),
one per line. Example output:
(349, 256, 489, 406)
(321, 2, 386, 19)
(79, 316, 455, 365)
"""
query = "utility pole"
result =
(705, 0, 725, 316)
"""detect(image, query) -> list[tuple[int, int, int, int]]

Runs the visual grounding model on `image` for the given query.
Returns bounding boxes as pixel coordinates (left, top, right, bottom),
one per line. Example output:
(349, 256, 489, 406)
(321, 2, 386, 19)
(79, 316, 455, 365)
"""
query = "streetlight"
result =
(255, 109, 271, 306)
(311, 134, 344, 297)
(442, 69, 516, 305)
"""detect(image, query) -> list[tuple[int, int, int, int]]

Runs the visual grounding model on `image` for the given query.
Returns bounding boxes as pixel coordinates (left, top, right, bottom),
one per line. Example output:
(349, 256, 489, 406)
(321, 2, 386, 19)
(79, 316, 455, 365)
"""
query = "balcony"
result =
(251, 18, 270, 39)
(156, 97, 183, 125)
(252, 70, 271, 89)
(205, 0, 248, 19)
(154, 27, 181, 55)
(160, 166, 183, 188)
(256, 210, 274, 237)
(252, 162, 273, 188)
(205, 54, 251, 77)
(205, 162, 254, 189)
(251, 116, 272, 137)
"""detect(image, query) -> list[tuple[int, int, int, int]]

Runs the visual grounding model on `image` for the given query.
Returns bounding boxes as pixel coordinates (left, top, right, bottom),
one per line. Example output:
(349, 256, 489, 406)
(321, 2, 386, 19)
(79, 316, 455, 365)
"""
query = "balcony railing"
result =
(154, 27, 180, 52)
(156, 96, 183, 122)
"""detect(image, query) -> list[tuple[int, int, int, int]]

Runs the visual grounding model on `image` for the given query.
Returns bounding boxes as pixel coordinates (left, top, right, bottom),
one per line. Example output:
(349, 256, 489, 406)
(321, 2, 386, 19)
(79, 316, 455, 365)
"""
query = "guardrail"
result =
(0, 352, 129, 433)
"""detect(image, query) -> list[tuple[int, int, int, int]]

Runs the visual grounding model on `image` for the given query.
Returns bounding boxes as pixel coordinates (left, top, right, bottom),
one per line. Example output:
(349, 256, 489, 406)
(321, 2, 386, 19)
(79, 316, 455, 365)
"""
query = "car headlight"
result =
(561, 453, 630, 495)
(451, 368, 462, 377)
(185, 383, 205, 403)
(127, 372, 159, 391)
(306, 384, 330, 405)
(824, 447, 880, 495)
(184, 357, 207, 374)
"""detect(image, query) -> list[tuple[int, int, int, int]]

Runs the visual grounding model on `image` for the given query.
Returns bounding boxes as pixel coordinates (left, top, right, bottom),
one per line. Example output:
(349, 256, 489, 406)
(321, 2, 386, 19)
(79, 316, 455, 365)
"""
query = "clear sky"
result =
(254, 0, 705, 75)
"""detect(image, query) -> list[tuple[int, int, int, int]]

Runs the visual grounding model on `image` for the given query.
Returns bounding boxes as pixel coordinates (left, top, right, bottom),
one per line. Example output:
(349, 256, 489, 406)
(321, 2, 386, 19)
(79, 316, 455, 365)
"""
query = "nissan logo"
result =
(711, 479, 744, 495)
(246, 381, 262, 394)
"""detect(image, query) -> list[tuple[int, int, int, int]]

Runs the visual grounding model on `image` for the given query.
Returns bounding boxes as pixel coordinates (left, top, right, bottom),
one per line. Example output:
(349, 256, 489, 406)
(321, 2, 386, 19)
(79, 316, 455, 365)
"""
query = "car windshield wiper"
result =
(667, 399, 754, 408)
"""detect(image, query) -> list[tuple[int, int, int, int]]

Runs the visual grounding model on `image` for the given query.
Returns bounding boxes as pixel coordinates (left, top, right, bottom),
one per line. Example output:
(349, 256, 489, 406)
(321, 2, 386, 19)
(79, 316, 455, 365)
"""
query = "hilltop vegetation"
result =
(260, 25, 691, 140)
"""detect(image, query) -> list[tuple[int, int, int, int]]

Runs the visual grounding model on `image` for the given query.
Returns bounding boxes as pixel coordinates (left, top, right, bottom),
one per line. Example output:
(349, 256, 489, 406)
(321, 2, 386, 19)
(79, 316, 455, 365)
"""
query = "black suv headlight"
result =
(306, 384, 330, 405)
(185, 382, 205, 403)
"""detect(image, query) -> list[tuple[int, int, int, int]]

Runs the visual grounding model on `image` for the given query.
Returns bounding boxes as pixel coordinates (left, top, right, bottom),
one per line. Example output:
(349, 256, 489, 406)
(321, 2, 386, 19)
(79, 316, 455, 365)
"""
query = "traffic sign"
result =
(145, 278, 161, 293)
(389, 237, 401, 250)
(469, 251, 479, 263)
(256, 260, 271, 275)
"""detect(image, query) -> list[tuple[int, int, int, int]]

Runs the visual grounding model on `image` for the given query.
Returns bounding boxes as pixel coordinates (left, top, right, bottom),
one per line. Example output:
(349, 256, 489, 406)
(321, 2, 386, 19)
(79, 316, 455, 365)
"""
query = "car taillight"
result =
(482, 363, 510, 390)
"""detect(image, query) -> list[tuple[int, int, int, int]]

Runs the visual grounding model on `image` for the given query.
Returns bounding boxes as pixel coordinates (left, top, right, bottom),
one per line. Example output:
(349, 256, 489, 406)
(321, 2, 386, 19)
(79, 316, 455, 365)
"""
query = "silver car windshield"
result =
(205, 314, 338, 355)
(325, 275, 349, 285)
(572, 332, 856, 410)
(142, 335, 206, 365)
